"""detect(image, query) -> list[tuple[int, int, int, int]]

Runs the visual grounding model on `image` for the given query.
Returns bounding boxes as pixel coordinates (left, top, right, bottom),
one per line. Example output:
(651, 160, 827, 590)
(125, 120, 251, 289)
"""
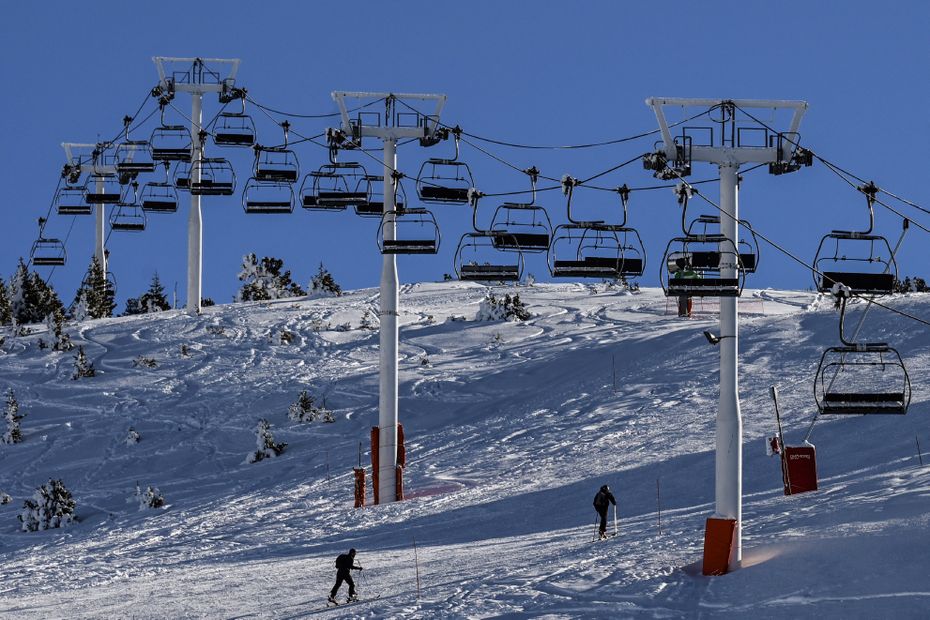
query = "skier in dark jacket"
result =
(593, 484, 617, 539)
(328, 548, 363, 604)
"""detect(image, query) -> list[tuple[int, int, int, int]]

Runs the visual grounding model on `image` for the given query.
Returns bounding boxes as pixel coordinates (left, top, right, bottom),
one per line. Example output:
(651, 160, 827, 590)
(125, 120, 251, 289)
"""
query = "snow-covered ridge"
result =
(0, 283, 927, 618)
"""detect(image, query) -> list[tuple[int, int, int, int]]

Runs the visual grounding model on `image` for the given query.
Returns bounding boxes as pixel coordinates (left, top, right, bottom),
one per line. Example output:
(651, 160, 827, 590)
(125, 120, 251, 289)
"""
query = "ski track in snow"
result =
(0, 284, 928, 618)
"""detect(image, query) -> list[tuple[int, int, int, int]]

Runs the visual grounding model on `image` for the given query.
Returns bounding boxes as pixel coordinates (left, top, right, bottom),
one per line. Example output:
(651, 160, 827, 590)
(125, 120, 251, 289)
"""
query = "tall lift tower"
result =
(153, 57, 241, 314)
(646, 97, 808, 572)
(331, 92, 446, 503)
(61, 143, 118, 276)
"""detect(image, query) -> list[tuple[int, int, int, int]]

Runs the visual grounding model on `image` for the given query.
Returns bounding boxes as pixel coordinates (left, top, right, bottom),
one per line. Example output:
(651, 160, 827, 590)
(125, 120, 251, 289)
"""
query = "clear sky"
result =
(2, 1, 928, 309)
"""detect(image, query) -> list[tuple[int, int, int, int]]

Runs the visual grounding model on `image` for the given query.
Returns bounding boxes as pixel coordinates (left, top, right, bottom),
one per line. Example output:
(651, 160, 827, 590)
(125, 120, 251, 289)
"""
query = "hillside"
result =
(0, 283, 927, 619)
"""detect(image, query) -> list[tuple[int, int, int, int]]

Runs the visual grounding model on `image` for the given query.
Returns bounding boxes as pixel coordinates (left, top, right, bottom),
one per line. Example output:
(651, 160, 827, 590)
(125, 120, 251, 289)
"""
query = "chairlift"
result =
(254, 146, 299, 183)
(56, 185, 92, 216)
(189, 158, 236, 196)
(416, 130, 474, 204)
(30, 219, 66, 266)
(686, 213, 760, 274)
(377, 208, 440, 254)
(109, 185, 146, 232)
(813, 183, 896, 295)
(355, 175, 406, 217)
(485, 168, 552, 252)
(242, 178, 295, 214)
(213, 98, 256, 147)
(84, 173, 122, 204)
(454, 232, 523, 282)
(151, 125, 193, 162)
(174, 161, 192, 190)
(115, 140, 156, 174)
(140, 163, 179, 213)
(300, 162, 369, 210)
(814, 296, 910, 414)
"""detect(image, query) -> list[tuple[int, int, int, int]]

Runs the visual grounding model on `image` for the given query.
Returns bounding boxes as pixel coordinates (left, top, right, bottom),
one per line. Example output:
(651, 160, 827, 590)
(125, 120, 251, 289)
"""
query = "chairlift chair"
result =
(151, 125, 193, 162)
(30, 235, 66, 267)
(56, 185, 92, 216)
(140, 162, 179, 213)
(660, 234, 745, 297)
(84, 173, 122, 204)
(253, 146, 299, 183)
(490, 202, 553, 253)
(548, 225, 644, 279)
(416, 131, 474, 204)
(213, 113, 257, 147)
(115, 140, 156, 174)
(242, 178, 296, 214)
(189, 158, 236, 196)
(813, 233, 896, 295)
(300, 162, 369, 210)
(454, 232, 523, 282)
(355, 175, 406, 217)
(377, 208, 440, 254)
(109, 187, 147, 232)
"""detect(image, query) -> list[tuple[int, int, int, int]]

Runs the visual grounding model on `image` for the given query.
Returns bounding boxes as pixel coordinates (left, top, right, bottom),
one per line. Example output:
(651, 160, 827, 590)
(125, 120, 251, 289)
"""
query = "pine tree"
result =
(247, 419, 287, 463)
(45, 308, 73, 351)
(309, 262, 342, 297)
(288, 390, 317, 422)
(138, 273, 171, 313)
(360, 308, 378, 330)
(0, 279, 12, 325)
(134, 483, 165, 509)
(237, 254, 307, 302)
(123, 297, 143, 316)
(72, 346, 96, 380)
(72, 256, 116, 320)
(2, 388, 24, 444)
(19, 479, 76, 531)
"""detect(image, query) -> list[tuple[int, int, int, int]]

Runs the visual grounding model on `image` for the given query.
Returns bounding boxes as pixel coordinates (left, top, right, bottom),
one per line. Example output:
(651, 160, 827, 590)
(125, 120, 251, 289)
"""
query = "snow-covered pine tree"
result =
(0, 491, 11, 505)
(476, 292, 532, 322)
(8, 259, 62, 325)
(309, 262, 342, 297)
(19, 478, 76, 531)
(360, 308, 378, 330)
(246, 419, 287, 463)
(71, 346, 96, 380)
(237, 254, 306, 302)
(45, 308, 73, 351)
(126, 427, 141, 445)
(138, 272, 171, 313)
(0, 278, 12, 325)
(122, 297, 143, 316)
(133, 483, 165, 509)
(71, 256, 116, 320)
(288, 389, 317, 422)
(2, 388, 24, 444)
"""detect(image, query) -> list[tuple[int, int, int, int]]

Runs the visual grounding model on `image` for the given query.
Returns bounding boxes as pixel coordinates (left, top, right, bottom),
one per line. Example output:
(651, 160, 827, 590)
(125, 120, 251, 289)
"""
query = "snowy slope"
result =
(0, 283, 928, 619)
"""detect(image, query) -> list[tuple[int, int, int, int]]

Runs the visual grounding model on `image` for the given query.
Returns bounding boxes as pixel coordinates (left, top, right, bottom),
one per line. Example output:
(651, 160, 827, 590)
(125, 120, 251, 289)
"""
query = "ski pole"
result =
(613, 503, 618, 537)
(592, 513, 599, 542)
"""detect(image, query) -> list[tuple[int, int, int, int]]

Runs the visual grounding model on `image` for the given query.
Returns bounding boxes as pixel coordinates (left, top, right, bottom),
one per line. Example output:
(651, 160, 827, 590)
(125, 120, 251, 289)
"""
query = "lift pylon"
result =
(647, 97, 808, 573)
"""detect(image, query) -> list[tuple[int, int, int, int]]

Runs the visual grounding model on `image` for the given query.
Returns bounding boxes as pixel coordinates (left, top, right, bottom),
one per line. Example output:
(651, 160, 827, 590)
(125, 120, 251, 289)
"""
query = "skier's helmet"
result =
(600, 485, 609, 492)
(349, 548, 357, 556)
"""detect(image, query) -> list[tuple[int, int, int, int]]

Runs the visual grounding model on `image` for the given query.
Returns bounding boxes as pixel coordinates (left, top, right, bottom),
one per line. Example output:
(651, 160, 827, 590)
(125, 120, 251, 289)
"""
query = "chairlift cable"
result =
(245, 95, 387, 120)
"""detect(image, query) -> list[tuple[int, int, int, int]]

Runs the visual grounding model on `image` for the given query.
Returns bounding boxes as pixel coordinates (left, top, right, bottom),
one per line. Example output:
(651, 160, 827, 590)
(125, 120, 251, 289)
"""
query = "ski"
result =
(324, 594, 381, 609)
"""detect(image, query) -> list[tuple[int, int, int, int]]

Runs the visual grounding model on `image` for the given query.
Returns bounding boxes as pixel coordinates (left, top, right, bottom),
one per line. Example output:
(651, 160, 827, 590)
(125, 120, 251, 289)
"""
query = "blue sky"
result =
(2, 1, 928, 309)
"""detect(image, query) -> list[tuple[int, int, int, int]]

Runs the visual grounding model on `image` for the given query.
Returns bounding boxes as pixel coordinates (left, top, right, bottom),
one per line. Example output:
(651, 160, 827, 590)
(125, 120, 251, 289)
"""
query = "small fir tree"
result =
(0, 492, 11, 505)
(139, 273, 171, 313)
(237, 254, 306, 302)
(19, 479, 76, 531)
(3, 388, 24, 444)
(133, 483, 165, 510)
(9, 259, 64, 325)
(309, 262, 342, 297)
(288, 390, 317, 423)
(72, 346, 96, 380)
(360, 308, 378, 330)
(0, 279, 12, 325)
(72, 256, 116, 320)
(476, 293, 532, 322)
(45, 308, 73, 352)
(126, 427, 141, 445)
(247, 419, 287, 463)
(122, 297, 143, 316)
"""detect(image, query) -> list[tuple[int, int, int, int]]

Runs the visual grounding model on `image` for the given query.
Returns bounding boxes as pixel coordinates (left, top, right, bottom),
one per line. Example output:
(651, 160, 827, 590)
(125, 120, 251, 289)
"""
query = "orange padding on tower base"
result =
(703, 518, 737, 576)
(353, 468, 366, 508)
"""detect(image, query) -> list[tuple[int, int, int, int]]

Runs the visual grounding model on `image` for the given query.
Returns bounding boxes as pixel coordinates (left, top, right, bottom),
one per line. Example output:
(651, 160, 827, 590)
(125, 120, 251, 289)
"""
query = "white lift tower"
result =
(646, 97, 808, 572)
(331, 92, 446, 503)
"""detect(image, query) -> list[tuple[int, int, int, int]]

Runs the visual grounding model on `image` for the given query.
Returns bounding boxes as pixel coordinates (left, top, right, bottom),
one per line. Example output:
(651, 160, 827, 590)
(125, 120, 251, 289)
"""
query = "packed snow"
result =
(0, 282, 927, 618)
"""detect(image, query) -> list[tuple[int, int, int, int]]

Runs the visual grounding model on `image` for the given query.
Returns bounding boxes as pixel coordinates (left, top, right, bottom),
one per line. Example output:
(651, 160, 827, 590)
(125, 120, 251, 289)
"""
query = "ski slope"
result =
(0, 282, 928, 619)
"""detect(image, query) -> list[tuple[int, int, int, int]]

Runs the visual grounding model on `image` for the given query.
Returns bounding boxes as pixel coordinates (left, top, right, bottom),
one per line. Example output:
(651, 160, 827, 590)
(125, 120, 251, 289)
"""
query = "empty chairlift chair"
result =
(813, 182, 896, 295)
(151, 102, 193, 162)
(212, 97, 257, 147)
(487, 168, 552, 253)
(140, 162, 179, 213)
(109, 185, 146, 232)
(378, 208, 440, 254)
(115, 141, 156, 175)
(301, 162, 369, 211)
(242, 178, 295, 214)
(416, 129, 474, 204)
(253, 146, 299, 183)
(355, 175, 405, 217)
(455, 232, 523, 283)
(814, 295, 911, 414)
(84, 173, 122, 204)
(189, 158, 236, 196)
(30, 219, 66, 267)
(56, 185, 92, 216)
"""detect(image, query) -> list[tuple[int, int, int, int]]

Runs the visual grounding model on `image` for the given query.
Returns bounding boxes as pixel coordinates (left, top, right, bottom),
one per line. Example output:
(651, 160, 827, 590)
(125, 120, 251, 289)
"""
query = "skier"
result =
(328, 548, 363, 605)
(593, 484, 617, 539)
(673, 257, 700, 318)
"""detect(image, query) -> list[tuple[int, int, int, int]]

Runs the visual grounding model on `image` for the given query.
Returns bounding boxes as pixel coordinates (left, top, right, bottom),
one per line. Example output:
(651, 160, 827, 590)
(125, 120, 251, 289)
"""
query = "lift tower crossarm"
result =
(332, 92, 446, 141)
(153, 57, 240, 93)
(646, 97, 807, 165)
(61, 142, 118, 276)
